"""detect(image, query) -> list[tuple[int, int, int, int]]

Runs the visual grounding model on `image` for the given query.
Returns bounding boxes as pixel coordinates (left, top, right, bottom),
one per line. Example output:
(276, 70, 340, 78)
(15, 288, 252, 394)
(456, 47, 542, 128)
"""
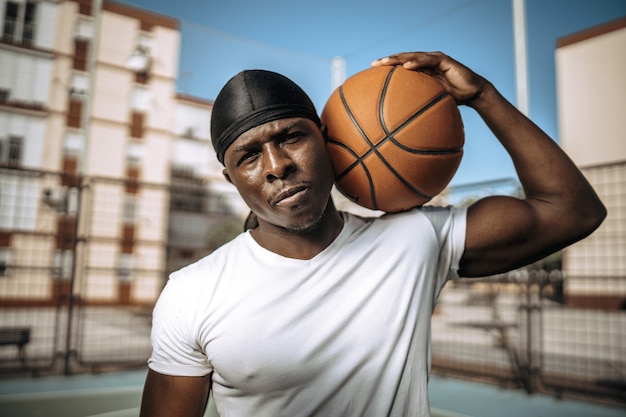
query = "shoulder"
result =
(162, 232, 248, 299)
(343, 206, 465, 229)
(173, 232, 247, 276)
(153, 233, 248, 328)
(335, 207, 464, 251)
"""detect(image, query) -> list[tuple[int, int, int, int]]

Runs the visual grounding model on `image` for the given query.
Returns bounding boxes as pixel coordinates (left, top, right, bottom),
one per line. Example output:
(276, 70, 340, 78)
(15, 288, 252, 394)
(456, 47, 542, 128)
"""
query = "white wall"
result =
(557, 21, 626, 303)
(556, 26, 626, 166)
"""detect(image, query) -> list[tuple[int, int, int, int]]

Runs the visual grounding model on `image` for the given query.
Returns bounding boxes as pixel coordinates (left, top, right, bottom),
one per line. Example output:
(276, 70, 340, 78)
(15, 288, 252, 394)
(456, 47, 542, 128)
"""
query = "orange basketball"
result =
(321, 65, 464, 212)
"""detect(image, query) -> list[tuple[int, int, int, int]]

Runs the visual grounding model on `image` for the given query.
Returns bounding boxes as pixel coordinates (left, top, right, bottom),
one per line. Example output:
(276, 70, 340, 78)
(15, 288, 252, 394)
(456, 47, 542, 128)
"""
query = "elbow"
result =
(591, 200, 607, 231)
(577, 197, 607, 239)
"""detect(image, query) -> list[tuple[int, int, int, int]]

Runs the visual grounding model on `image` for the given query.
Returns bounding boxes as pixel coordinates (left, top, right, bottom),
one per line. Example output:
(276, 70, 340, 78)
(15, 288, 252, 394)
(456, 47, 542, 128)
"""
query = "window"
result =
(56, 216, 76, 250)
(2, 1, 37, 45)
(22, 1, 35, 46)
(75, 0, 93, 17)
(125, 165, 141, 194)
(0, 136, 23, 167)
(61, 154, 79, 187)
(129, 111, 145, 138)
(67, 93, 84, 128)
(73, 39, 89, 71)
(135, 71, 149, 85)
(120, 224, 135, 254)
(2, 2, 18, 43)
(8, 136, 21, 167)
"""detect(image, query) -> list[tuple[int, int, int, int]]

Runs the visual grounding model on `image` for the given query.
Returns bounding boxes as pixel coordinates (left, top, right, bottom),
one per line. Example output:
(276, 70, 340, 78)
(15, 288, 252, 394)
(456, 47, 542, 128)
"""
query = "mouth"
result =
(271, 184, 310, 206)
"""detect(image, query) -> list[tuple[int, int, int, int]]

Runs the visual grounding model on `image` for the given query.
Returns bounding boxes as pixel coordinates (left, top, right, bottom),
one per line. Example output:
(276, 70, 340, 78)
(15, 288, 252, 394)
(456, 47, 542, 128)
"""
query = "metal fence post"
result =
(528, 269, 546, 393)
(63, 181, 82, 375)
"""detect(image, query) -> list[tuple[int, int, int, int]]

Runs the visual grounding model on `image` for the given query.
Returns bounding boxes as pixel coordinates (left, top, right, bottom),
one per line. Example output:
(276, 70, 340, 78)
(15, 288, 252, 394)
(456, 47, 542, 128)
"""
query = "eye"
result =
(237, 151, 259, 166)
(282, 131, 305, 144)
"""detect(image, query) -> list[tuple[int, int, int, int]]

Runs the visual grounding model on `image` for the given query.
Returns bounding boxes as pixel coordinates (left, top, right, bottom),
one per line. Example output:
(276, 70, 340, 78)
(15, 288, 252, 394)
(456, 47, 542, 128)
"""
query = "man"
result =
(140, 52, 605, 417)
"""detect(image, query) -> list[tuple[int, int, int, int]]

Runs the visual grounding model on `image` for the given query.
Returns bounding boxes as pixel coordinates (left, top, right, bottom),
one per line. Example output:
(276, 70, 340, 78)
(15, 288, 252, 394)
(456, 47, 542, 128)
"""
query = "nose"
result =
(262, 143, 295, 181)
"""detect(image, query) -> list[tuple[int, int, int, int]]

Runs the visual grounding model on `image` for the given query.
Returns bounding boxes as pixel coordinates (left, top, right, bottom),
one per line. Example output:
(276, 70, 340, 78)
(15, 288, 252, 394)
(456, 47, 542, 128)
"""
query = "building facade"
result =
(556, 16, 626, 309)
(0, 0, 244, 307)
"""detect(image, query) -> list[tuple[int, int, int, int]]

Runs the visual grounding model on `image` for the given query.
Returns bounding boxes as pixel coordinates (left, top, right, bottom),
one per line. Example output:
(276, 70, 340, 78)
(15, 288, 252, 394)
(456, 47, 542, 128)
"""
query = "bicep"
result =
(460, 195, 553, 277)
(140, 368, 212, 417)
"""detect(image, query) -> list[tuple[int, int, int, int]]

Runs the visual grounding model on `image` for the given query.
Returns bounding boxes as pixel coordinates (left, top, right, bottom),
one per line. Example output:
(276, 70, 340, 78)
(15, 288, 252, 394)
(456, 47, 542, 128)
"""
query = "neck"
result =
(251, 203, 344, 260)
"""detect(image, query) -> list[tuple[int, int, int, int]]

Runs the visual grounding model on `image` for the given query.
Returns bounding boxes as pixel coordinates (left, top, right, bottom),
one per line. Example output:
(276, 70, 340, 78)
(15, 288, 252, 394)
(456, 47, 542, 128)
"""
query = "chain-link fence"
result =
(431, 162, 626, 407)
(0, 168, 165, 374)
(1, 163, 624, 408)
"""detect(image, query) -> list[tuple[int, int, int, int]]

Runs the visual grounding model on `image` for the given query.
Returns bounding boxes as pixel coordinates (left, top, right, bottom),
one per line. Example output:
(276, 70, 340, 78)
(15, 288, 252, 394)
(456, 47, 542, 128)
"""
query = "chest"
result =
(199, 238, 439, 395)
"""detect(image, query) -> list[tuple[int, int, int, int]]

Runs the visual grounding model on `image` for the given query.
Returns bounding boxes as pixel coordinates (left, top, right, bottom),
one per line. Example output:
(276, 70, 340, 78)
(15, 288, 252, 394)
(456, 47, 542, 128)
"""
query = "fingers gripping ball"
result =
(321, 66, 464, 212)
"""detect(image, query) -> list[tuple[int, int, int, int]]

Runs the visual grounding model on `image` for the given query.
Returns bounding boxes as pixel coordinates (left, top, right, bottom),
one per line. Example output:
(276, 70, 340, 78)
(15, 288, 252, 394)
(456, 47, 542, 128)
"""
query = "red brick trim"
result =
(557, 16, 626, 48)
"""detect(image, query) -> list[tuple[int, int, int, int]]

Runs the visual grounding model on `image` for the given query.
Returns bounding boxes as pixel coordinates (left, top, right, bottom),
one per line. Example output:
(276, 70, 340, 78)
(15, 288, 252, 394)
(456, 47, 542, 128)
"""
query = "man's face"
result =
(223, 117, 335, 233)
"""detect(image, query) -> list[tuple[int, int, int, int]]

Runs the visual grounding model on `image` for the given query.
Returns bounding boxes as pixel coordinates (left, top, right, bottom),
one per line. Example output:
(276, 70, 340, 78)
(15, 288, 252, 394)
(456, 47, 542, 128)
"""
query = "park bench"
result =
(0, 327, 31, 365)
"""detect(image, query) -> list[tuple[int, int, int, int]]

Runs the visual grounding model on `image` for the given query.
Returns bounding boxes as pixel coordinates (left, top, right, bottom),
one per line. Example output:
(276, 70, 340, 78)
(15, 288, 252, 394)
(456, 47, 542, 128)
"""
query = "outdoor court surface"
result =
(0, 368, 624, 417)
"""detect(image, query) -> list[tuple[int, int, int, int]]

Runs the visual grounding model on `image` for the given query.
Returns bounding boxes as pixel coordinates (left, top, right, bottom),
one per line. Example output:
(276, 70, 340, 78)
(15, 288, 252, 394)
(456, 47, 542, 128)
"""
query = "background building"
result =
(0, 0, 245, 308)
(556, 17, 626, 309)
(167, 93, 247, 275)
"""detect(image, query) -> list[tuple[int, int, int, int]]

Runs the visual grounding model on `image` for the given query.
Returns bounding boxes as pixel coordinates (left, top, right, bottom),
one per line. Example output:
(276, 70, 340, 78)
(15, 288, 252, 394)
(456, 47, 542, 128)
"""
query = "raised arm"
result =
(373, 52, 606, 277)
(140, 369, 211, 417)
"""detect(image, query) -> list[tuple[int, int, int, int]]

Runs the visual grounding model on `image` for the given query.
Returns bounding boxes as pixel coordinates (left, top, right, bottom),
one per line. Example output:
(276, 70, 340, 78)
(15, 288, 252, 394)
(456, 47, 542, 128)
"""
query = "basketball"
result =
(321, 65, 464, 212)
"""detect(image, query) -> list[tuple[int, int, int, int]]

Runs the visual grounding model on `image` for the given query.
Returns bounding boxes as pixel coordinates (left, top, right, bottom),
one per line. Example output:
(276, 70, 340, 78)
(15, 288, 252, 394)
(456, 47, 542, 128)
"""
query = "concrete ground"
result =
(0, 368, 624, 417)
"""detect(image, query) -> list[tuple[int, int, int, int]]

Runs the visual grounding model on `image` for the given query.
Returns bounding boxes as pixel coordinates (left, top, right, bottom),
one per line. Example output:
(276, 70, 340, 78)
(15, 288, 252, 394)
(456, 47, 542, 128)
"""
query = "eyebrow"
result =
(229, 120, 310, 154)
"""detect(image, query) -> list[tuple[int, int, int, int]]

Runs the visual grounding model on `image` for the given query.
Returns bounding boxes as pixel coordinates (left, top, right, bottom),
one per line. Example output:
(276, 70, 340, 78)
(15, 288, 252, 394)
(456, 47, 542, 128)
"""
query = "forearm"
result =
(460, 82, 605, 276)
(469, 82, 605, 227)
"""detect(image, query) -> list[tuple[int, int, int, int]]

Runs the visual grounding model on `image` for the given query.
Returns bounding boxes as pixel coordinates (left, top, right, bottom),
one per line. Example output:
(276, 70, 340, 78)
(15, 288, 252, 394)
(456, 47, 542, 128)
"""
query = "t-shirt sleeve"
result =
(147, 269, 213, 377)
(421, 206, 467, 301)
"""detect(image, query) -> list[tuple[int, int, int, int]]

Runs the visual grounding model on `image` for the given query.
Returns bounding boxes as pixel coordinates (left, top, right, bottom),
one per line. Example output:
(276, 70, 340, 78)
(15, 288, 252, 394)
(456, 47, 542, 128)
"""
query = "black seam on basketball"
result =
(333, 68, 433, 202)
(331, 88, 363, 180)
(328, 138, 379, 209)
(385, 94, 462, 155)
(330, 68, 465, 205)
(328, 138, 362, 180)
(335, 85, 379, 209)
(356, 91, 462, 158)
(359, 67, 432, 200)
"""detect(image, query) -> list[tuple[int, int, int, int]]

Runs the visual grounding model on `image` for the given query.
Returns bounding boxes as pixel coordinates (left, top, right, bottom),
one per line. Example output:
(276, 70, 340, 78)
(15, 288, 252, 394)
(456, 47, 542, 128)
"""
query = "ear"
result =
(222, 168, 232, 184)
(320, 124, 329, 142)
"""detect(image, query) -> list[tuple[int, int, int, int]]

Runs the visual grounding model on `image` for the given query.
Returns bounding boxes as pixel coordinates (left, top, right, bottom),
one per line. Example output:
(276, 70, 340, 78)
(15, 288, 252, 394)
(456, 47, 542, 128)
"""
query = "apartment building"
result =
(556, 17, 626, 309)
(0, 0, 243, 307)
(167, 92, 248, 275)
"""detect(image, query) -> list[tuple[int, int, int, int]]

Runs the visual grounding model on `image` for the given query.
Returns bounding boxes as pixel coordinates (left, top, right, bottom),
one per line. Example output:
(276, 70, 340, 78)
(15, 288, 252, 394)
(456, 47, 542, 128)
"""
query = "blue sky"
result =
(122, 0, 625, 187)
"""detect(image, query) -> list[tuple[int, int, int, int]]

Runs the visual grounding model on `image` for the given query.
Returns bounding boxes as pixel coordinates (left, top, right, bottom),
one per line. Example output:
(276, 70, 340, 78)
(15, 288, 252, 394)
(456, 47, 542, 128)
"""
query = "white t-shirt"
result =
(149, 207, 466, 417)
